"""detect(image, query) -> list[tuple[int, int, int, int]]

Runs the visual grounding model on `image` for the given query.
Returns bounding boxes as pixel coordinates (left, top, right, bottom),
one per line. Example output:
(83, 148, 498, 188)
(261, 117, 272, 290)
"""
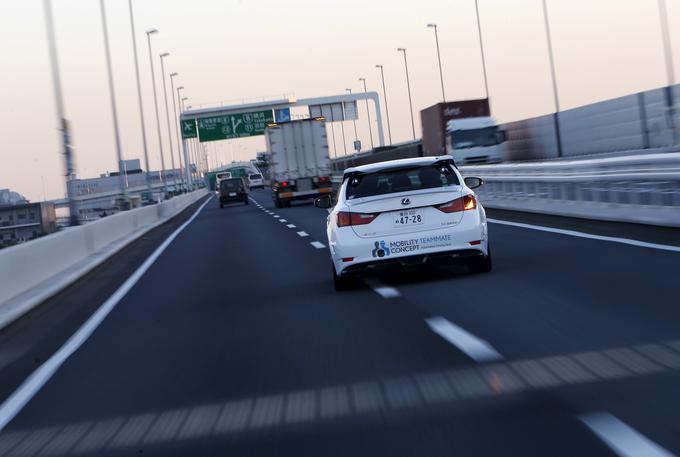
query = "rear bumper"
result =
(330, 210, 488, 276)
(274, 187, 332, 201)
(340, 248, 484, 276)
(220, 194, 247, 203)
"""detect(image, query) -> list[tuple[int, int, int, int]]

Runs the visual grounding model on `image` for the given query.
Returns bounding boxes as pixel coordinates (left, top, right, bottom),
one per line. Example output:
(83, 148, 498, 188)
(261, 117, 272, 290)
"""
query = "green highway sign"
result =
(181, 119, 198, 139)
(197, 110, 274, 142)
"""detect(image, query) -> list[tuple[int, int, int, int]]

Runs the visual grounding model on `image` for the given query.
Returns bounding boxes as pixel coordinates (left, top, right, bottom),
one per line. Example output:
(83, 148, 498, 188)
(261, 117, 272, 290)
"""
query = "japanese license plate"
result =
(228, 192, 237, 197)
(393, 209, 424, 227)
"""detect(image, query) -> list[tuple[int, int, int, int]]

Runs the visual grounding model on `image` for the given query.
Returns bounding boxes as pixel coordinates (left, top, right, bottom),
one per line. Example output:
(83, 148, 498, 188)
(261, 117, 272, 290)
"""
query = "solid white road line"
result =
(286, 224, 296, 228)
(363, 278, 401, 299)
(425, 317, 503, 363)
(297, 231, 309, 237)
(580, 412, 676, 457)
(0, 196, 213, 433)
(488, 218, 680, 253)
(310, 241, 326, 249)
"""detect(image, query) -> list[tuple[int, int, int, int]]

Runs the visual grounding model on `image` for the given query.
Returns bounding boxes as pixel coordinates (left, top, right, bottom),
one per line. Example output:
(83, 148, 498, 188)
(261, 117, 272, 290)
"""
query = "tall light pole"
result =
(358, 77, 374, 149)
(474, 0, 490, 100)
(127, 0, 153, 198)
(397, 47, 416, 140)
(181, 96, 196, 184)
(345, 88, 359, 151)
(169, 73, 185, 190)
(177, 87, 191, 190)
(427, 23, 446, 102)
(99, 0, 127, 204)
(375, 64, 393, 145)
(43, 0, 78, 225)
(159, 52, 177, 190)
(541, 0, 563, 158)
(658, 0, 678, 144)
(146, 29, 168, 195)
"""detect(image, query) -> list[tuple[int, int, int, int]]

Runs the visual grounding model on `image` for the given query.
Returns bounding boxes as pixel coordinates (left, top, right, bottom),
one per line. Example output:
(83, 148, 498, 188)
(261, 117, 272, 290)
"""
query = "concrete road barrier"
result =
(0, 190, 208, 330)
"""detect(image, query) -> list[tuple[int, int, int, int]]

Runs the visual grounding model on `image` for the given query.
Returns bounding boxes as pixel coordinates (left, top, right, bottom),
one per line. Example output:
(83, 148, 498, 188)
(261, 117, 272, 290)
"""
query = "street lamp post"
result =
(358, 77, 374, 149)
(474, 0, 490, 100)
(397, 48, 416, 140)
(159, 53, 177, 190)
(181, 96, 196, 184)
(658, 0, 678, 144)
(127, 0, 152, 198)
(43, 0, 78, 225)
(99, 0, 128, 205)
(169, 73, 185, 191)
(177, 88, 192, 190)
(145, 29, 168, 195)
(345, 88, 360, 151)
(375, 64, 393, 145)
(541, 0, 563, 158)
(427, 23, 446, 102)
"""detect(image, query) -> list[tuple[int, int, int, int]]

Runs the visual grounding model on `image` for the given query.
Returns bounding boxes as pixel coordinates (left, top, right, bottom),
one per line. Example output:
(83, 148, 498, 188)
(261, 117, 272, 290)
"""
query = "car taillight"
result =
(436, 195, 476, 213)
(319, 176, 331, 182)
(337, 211, 377, 227)
(280, 181, 289, 187)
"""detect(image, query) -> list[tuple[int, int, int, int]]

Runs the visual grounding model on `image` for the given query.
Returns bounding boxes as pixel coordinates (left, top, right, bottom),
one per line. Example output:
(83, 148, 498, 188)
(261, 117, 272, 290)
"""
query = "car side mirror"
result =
(314, 195, 332, 209)
(464, 177, 484, 189)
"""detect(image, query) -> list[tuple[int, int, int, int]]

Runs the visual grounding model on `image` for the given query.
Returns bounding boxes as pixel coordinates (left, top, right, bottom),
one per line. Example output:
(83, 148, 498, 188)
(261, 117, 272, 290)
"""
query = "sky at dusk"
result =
(1, 0, 678, 201)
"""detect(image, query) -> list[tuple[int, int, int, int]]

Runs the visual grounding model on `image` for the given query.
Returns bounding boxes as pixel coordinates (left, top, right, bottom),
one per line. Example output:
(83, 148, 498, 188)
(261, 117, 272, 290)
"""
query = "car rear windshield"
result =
(250, 174, 262, 179)
(221, 179, 243, 190)
(346, 164, 460, 200)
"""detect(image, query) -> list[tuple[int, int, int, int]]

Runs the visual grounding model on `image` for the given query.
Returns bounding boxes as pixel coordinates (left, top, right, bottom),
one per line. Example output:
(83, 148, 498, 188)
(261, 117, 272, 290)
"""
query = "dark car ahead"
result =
(219, 178, 249, 208)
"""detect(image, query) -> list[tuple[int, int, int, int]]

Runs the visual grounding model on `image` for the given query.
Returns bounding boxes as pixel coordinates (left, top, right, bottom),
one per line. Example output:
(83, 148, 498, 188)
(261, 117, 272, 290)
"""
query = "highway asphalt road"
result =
(0, 188, 679, 456)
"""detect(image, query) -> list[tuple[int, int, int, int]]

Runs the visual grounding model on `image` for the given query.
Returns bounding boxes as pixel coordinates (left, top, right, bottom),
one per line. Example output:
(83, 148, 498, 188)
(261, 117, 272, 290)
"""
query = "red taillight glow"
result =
(436, 195, 476, 213)
(342, 257, 354, 262)
(469, 240, 481, 245)
(337, 211, 377, 227)
(280, 181, 289, 187)
(319, 176, 331, 182)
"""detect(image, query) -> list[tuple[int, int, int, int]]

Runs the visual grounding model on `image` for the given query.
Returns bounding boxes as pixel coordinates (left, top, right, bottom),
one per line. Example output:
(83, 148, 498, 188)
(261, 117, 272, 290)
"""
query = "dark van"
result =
(219, 178, 249, 208)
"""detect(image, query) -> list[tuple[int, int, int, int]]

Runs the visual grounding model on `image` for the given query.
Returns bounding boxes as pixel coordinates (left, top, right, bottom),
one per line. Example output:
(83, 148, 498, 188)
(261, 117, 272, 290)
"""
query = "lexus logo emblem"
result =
(401, 198, 411, 206)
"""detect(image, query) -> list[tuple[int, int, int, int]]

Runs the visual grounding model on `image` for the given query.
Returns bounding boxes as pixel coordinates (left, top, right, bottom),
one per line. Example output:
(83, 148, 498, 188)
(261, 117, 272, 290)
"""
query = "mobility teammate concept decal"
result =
(371, 235, 454, 257)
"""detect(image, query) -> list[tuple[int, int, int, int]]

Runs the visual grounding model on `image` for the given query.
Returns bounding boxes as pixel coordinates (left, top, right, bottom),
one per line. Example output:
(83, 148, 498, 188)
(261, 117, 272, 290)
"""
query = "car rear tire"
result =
(274, 198, 282, 208)
(332, 265, 354, 291)
(468, 246, 492, 274)
(245, 198, 249, 205)
(220, 202, 224, 208)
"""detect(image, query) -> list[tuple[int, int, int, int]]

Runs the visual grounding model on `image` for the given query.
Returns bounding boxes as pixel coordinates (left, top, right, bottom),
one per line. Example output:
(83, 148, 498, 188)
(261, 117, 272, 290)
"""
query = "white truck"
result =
(445, 116, 507, 164)
(265, 118, 333, 208)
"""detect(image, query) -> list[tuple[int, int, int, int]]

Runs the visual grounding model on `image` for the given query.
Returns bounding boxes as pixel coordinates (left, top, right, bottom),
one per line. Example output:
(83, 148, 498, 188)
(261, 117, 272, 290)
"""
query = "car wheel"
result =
(245, 198, 249, 205)
(468, 246, 492, 274)
(220, 202, 224, 208)
(274, 198, 282, 208)
(332, 264, 353, 291)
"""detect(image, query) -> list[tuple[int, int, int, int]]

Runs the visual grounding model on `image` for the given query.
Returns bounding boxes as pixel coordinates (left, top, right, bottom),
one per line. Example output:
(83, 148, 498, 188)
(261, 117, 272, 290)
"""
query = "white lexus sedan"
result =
(315, 155, 491, 290)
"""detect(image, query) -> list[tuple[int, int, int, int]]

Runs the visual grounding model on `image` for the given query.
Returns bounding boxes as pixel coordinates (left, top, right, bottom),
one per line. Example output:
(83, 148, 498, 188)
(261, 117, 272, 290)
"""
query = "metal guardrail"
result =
(460, 153, 680, 227)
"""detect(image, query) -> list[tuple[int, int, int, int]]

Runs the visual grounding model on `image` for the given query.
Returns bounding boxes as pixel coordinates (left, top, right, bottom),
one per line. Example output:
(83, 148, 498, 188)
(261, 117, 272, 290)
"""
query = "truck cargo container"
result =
(420, 98, 506, 164)
(265, 118, 333, 207)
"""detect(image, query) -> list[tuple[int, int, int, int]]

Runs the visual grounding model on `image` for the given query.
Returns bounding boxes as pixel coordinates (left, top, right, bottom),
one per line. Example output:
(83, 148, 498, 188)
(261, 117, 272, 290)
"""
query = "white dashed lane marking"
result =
(273, 215, 280, 218)
(363, 278, 401, 299)
(425, 317, 503, 362)
(310, 241, 326, 249)
(297, 231, 309, 237)
(287, 224, 296, 228)
(579, 412, 676, 457)
(279, 219, 287, 223)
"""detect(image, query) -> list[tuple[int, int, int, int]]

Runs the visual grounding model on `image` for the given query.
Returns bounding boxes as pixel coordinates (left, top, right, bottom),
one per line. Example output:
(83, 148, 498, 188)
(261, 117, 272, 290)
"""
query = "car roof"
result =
(343, 155, 456, 176)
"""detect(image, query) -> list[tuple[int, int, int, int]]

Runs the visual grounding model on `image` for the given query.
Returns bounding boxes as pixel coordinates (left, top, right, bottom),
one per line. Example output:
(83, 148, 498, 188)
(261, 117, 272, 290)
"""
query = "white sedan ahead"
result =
(315, 155, 491, 290)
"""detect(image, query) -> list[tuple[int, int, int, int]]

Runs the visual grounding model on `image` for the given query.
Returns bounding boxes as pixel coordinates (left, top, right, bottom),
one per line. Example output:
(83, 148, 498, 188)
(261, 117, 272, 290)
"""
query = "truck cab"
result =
(445, 117, 507, 165)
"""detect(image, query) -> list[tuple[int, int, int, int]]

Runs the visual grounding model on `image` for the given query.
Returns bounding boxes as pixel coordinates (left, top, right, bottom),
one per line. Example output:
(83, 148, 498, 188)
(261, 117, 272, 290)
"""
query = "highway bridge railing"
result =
(0, 189, 208, 330)
(461, 153, 680, 227)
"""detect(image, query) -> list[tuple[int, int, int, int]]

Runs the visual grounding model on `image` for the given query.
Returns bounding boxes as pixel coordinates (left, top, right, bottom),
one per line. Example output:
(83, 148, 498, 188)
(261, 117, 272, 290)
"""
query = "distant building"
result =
(0, 189, 28, 206)
(0, 202, 57, 248)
